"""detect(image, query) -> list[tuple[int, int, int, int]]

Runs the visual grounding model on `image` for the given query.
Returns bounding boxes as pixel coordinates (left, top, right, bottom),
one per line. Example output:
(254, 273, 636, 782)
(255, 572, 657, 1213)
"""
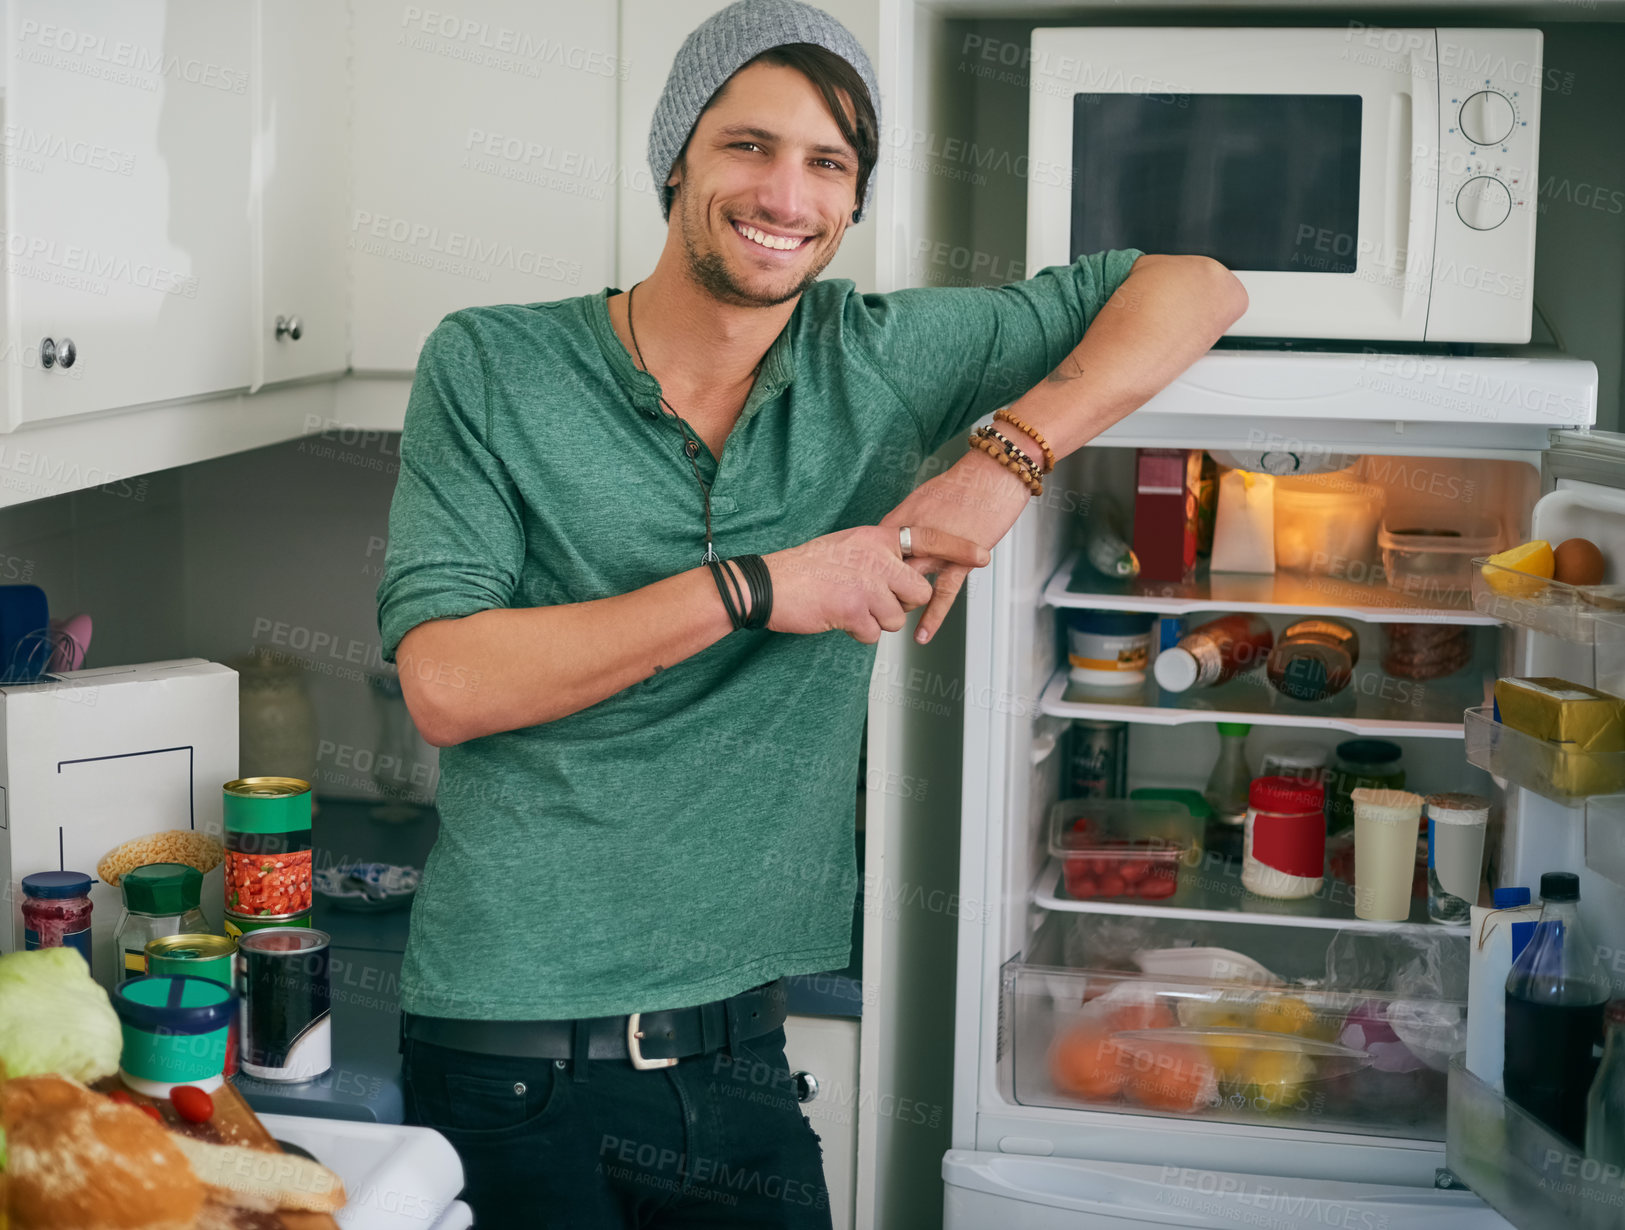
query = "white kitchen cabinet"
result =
(785, 1013, 861, 1230)
(253, 0, 350, 389)
(348, 0, 617, 371)
(3, 2, 254, 429)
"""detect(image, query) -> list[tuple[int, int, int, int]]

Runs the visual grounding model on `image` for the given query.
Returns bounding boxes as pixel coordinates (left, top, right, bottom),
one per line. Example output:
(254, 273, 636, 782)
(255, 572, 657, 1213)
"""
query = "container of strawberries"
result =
(1050, 798, 1201, 901)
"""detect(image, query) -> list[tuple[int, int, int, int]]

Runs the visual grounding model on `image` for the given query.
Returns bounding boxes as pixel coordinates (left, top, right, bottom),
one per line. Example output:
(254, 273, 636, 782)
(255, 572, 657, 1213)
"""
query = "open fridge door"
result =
(1447, 428, 1625, 1230)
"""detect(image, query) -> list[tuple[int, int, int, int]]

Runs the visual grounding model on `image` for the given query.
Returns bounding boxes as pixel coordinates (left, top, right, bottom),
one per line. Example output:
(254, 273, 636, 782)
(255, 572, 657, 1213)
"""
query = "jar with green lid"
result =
(113, 863, 211, 982)
(1326, 739, 1406, 836)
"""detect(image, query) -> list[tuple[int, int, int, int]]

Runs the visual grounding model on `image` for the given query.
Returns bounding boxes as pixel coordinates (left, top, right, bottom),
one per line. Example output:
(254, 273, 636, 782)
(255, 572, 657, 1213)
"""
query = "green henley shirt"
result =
(376, 247, 1142, 1020)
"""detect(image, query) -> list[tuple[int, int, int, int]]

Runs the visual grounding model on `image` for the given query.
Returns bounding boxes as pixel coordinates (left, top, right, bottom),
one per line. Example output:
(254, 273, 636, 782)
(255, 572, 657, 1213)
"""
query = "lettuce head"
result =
(0, 948, 120, 1082)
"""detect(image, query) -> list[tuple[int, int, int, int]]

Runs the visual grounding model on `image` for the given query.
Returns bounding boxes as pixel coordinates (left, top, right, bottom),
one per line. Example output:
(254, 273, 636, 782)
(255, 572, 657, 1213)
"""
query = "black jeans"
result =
(403, 1024, 833, 1229)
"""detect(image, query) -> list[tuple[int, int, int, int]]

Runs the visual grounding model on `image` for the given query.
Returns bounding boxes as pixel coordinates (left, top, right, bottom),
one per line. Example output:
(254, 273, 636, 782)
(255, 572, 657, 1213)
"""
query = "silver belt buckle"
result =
(626, 1012, 678, 1070)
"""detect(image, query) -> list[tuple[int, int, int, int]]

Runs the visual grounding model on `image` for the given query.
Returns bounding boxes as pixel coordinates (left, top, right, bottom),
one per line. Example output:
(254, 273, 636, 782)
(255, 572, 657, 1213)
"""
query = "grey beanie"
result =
(648, 0, 880, 223)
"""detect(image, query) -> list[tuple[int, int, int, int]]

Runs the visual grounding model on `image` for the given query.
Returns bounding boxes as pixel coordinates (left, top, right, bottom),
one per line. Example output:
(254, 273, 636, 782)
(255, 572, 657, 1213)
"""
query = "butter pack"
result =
(1494, 677, 1625, 753)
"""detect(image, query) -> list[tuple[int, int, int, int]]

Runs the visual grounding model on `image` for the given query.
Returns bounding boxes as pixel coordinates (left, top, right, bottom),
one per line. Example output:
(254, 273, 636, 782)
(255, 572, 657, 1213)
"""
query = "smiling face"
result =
(667, 60, 860, 308)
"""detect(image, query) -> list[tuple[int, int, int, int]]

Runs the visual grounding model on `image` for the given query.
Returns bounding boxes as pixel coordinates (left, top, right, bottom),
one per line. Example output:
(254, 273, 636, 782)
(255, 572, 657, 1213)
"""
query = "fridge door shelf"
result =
(1585, 794, 1625, 888)
(1007, 962, 1462, 1141)
(1040, 668, 1486, 739)
(1446, 1057, 1625, 1230)
(1047, 550, 1498, 626)
(1462, 707, 1625, 805)
(1033, 856, 1469, 936)
(1471, 561, 1625, 645)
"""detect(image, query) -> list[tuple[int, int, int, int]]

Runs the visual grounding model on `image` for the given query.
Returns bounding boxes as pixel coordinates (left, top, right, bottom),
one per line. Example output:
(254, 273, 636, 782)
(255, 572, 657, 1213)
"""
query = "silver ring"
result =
(899, 526, 913, 558)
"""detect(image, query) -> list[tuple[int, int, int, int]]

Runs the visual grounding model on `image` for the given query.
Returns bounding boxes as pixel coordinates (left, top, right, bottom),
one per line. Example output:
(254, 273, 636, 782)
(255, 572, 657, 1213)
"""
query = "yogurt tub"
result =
(1068, 610, 1155, 687)
(112, 974, 236, 1097)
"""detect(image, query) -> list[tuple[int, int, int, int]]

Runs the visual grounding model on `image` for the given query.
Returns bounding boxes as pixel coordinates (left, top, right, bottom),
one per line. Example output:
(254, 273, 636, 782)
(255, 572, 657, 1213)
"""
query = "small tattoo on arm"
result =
(1046, 354, 1087, 383)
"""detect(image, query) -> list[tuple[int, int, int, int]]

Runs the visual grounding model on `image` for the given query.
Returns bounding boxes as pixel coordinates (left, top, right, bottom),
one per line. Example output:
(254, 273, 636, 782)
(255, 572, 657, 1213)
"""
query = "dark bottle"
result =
(1505, 872, 1612, 1148)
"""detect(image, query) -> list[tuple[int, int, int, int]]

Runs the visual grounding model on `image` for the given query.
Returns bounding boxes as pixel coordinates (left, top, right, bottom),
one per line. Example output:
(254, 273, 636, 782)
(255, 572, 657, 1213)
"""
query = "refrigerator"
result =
(937, 351, 1625, 1230)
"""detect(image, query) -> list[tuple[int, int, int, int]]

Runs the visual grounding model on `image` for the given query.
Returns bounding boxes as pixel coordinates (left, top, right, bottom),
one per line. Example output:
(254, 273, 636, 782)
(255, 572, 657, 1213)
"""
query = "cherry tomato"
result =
(170, 1085, 215, 1123)
(107, 1089, 135, 1105)
(138, 1103, 163, 1123)
(1069, 875, 1098, 898)
(1119, 860, 1150, 884)
(1098, 873, 1128, 898)
(1138, 875, 1178, 900)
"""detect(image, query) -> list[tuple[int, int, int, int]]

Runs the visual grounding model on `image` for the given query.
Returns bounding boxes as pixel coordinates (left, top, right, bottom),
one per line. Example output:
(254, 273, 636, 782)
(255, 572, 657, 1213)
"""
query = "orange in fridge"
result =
(1050, 1023, 1127, 1100)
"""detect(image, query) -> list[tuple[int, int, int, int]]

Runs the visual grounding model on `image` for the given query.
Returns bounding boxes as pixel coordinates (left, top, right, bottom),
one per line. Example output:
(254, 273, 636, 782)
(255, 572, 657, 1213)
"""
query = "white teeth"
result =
(736, 223, 804, 251)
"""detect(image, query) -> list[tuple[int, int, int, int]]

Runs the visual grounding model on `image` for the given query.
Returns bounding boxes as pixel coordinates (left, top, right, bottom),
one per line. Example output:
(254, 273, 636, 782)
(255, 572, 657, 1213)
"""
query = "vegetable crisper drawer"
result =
(1004, 963, 1462, 1140)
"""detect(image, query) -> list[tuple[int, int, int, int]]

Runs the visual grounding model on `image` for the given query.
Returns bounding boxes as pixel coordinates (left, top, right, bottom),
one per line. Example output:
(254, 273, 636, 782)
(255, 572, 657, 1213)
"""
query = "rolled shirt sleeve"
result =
(375, 315, 525, 664)
(844, 248, 1144, 456)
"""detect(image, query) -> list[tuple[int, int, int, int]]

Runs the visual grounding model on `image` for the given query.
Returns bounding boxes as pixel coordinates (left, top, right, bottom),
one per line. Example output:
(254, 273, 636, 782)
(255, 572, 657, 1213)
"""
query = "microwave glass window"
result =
(1070, 94, 1362, 273)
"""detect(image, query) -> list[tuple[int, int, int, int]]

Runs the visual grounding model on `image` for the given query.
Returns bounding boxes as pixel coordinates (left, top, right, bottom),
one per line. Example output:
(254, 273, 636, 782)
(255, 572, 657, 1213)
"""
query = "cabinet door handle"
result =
(275, 315, 303, 341)
(40, 337, 76, 369)
(792, 1070, 819, 1103)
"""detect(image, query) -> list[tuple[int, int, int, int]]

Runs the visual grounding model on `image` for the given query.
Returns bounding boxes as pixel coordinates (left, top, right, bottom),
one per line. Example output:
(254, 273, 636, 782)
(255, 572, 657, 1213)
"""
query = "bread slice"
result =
(169, 1132, 346, 1214)
(0, 1074, 204, 1230)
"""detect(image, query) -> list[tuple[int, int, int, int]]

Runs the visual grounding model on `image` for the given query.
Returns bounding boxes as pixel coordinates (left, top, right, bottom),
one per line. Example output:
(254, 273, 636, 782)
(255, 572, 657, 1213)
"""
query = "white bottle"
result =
(1465, 888, 1543, 1091)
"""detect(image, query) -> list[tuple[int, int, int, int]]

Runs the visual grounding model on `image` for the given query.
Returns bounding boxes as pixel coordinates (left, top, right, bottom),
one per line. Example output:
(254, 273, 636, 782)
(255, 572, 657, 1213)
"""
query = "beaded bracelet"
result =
(968, 431, 1043, 497)
(971, 425, 1045, 492)
(979, 426, 1044, 480)
(993, 409, 1055, 473)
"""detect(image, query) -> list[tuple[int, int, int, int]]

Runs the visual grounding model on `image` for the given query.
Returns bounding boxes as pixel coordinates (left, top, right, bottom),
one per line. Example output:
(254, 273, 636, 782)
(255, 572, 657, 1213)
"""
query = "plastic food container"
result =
(113, 974, 236, 1096)
(1379, 513, 1501, 599)
(1067, 610, 1155, 687)
(1050, 798, 1200, 901)
(1272, 470, 1385, 575)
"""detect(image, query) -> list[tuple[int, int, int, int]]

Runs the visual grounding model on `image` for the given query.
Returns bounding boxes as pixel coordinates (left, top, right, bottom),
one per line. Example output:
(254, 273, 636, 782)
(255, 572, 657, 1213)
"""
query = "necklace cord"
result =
(628, 281, 717, 559)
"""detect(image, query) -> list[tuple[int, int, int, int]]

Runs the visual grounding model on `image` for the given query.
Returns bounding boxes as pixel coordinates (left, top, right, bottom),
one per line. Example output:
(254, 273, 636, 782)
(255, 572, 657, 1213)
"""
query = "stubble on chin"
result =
(677, 189, 833, 308)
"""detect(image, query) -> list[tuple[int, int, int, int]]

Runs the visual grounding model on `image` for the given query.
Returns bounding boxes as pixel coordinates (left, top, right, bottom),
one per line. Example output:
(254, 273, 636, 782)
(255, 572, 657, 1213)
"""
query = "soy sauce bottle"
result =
(1505, 872, 1612, 1148)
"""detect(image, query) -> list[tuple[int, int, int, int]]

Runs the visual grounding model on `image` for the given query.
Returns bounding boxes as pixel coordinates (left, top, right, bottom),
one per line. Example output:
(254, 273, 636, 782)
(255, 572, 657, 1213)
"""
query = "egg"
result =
(1553, 537, 1606, 587)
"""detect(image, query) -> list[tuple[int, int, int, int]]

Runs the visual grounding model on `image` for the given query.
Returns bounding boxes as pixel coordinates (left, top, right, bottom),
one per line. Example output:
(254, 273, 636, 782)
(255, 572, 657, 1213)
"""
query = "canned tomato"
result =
(224, 911, 313, 938)
(236, 926, 332, 1083)
(223, 777, 314, 919)
(146, 933, 240, 1077)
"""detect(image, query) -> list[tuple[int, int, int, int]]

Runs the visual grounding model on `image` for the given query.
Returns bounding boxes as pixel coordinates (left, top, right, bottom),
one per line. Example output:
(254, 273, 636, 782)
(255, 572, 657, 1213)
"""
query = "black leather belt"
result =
(402, 979, 788, 1070)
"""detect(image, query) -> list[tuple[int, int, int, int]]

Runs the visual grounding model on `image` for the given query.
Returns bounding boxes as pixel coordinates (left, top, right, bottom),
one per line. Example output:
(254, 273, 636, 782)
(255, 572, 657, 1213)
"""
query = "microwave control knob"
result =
(1456, 176, 1512, 230)
(1458, 90, 1515, 147)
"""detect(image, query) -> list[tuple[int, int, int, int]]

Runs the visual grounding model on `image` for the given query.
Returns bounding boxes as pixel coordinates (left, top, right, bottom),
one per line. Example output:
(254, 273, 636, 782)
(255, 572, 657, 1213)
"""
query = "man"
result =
(376, 0, 1246, 1224)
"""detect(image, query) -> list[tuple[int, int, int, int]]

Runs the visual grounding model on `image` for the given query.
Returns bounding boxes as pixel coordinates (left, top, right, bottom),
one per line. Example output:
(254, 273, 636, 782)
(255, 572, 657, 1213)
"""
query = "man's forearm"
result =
(1000, 254, 1248, 463)
(397, 565, 737, 746)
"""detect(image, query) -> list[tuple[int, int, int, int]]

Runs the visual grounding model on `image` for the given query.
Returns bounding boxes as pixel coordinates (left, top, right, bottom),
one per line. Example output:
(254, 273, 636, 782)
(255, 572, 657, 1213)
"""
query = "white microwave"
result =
(1027, 27, 1542, 344)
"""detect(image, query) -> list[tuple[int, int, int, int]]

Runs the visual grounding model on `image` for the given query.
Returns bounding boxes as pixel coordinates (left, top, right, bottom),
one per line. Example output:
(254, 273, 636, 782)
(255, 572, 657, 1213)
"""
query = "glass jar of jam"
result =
(22, 871, 94, 963)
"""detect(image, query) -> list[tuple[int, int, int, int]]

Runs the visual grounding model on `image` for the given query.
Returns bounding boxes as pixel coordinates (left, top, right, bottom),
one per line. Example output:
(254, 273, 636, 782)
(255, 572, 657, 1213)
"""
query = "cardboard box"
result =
(1132, 449, 1201, 582)
(0, 659, 237, 987)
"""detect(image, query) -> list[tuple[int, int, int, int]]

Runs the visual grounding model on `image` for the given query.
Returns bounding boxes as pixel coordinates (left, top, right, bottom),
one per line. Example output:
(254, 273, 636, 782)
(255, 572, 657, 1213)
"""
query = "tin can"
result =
(146, 933, 240, 1077)
(224, 910, 314, 938)
(235, 926, 331, 1082)
(223, 777, 314, 921)
(1066, 719, 1127, 799)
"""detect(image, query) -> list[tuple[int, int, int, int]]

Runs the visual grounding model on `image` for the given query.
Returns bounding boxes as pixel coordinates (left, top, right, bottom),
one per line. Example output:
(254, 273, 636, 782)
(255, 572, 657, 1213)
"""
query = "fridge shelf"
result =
(1470, 558, 1625, 645)
(1462, 706, 1625, 805)
(1045, 550, 1498, 625)
(1038, 669, 1486, 739)
(1447, 1057, 1622, 1230)
(1007, 962, 1459, 1141)
(1033, 858, 1468, 936)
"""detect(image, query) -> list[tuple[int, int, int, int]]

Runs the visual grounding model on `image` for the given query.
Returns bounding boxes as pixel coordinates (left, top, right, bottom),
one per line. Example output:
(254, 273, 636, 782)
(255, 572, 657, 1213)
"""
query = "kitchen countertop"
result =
(235, 796, 865, 1124)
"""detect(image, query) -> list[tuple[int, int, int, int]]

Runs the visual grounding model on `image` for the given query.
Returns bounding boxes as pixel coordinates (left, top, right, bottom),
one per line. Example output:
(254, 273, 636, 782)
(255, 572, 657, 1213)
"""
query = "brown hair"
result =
(674, 42, 879, 221)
